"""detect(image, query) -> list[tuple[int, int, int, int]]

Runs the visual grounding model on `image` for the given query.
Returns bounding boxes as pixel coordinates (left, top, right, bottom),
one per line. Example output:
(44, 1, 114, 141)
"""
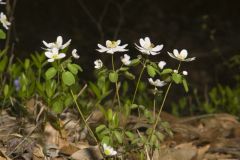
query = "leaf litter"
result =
(0, 105, 240, 160)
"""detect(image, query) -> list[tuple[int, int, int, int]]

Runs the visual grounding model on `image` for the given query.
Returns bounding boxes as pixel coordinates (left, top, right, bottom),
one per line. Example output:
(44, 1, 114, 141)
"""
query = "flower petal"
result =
(152, 44, 163, 52)
(57, 53, 66, 59)
(42, 41, 50, 48)
(45, 51, 53, 58)
(48, 58, 54, 62)
(139, 38, 145, 47)
(184, 57, 196, 62)
(148, 78, 154, 85)
(180, 49, 188, 59)
(72, 49, 80, 59)
(144, 37, 151, 47)
(106, 40, 111, 47)
(173, 49, 179, 58)
(150, 51, 160, 55)
(116, 40, 121, 45)
(51, 48, 59, 55)
(158, 61, 166, 69)
(61, 39, 71, 49)
(168, 52, 177, 59)
(56, 36, 63, 47)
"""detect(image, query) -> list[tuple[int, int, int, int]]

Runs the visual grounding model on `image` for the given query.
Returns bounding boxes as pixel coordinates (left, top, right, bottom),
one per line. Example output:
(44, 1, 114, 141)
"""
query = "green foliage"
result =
(0, 29, 6, 39)
(171, 82, 240, 117)
(45, 67, 57, 80)
(0, 32, 194, 159)
(109, 71, 118, 83)
(62, 71, 75, 86)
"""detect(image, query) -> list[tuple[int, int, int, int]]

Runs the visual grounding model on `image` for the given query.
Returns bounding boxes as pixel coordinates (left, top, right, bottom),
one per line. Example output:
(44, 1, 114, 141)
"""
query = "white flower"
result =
(183, 71, 188, 75)
(148, 78, 166, 87)
(42, 36, 71, 50)
(103, 144, 117, 156)
(72, 49, 80, 59)
(173, 70, 178, 73)
(97, 40, 128, 54)
(168, 49, 196, 62)
(45, 48, 66, 62)
(158, 61, 166, 69)
(0, 0, 6, 5)
(135, 37, 163, 55)
(121, 54, 131, 65)
(0, 12, 11, 30)
(94, 59, 103, 69)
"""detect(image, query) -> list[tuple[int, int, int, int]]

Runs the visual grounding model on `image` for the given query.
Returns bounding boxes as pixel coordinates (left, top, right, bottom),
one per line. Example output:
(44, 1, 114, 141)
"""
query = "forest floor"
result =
(0, 102, 240, 160)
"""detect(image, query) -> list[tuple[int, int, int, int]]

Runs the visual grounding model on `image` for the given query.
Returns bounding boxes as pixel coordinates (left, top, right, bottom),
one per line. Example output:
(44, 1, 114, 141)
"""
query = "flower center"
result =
(104, 149, 111, 155)
(107, 41, 118, 48)
(178, 55, 185, 60)
(52, 55, 58, 59)
(144, 43, 154, 50)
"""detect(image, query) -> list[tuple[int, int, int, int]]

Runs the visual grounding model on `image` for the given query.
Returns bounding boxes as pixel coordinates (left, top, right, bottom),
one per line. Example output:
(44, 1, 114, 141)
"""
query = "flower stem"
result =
(147, 62, 181, 146)
(132, 59, 147, 116)
(153, 88, 157, 119)
(111, 55, 121, 108)
(70, 90, 102, 154)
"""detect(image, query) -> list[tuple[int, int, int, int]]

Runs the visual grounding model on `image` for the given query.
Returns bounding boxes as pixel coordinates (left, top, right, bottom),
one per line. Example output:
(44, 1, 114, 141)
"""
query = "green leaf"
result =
(125, 131, 135, 140)
(24, 59, 30, 70)
(155, 131, 165, 142)
(182, 78, 189, 92)
(130, 104, 138, 109)
(72, 64, 83, 72)
(62, 71, 75, 86)
(36, 82, 44, 95)
(160, 68, 173, 75)
(150, 134, 157, 146)
(131, 138, 140, 145)
(64, 94, 73, 106)
(107, 109, 113, 121)
(147, 65, 156, 77)
(109, 71, 118, 83)
(97, 76, 108, 94)
(124, 71, 135, 80)
(130, 58, 140, 66)
(172, 73, 182, 84)
(89, 82, 101, 100)
(96, 124, 106, 133)
(0, 48, 7, 58)
(114, 131, 123, 144)
(3, 84, 9, 97)
(52, 99, 64, 114)
(31, 54, 41, 68)
(0, 29, 6, 39)
(146, 128, 153, 135)
(45, 80, 56, 98)
(112, 113, 119, 128)
(119, 67, 129, 71)
(101, 136, 110, 145)
(0, 56, 8, 73)
(67, 63, 78, 75)
(45, 67, 57, 80)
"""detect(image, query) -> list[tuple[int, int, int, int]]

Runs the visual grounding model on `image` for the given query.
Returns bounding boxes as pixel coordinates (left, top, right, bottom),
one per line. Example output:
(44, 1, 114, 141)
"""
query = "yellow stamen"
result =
(107, 41, 118, 48)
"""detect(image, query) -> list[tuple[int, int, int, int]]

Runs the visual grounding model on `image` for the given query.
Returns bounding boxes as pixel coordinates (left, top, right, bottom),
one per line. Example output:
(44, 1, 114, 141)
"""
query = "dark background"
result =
(3, 0, 240, 98)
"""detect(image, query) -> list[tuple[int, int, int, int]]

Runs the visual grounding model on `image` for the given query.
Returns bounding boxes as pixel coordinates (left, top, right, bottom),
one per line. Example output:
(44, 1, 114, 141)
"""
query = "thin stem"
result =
(70, 90, 102, 155)
(132, 59, 147, 117)
(111, 55, 121, 108)
(153, 88, 157, 119)
(57, 60, 60, 85)
(152, 82, 172, 132)
(132, 60, 146, 104)
(147, 62, 181, 146)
